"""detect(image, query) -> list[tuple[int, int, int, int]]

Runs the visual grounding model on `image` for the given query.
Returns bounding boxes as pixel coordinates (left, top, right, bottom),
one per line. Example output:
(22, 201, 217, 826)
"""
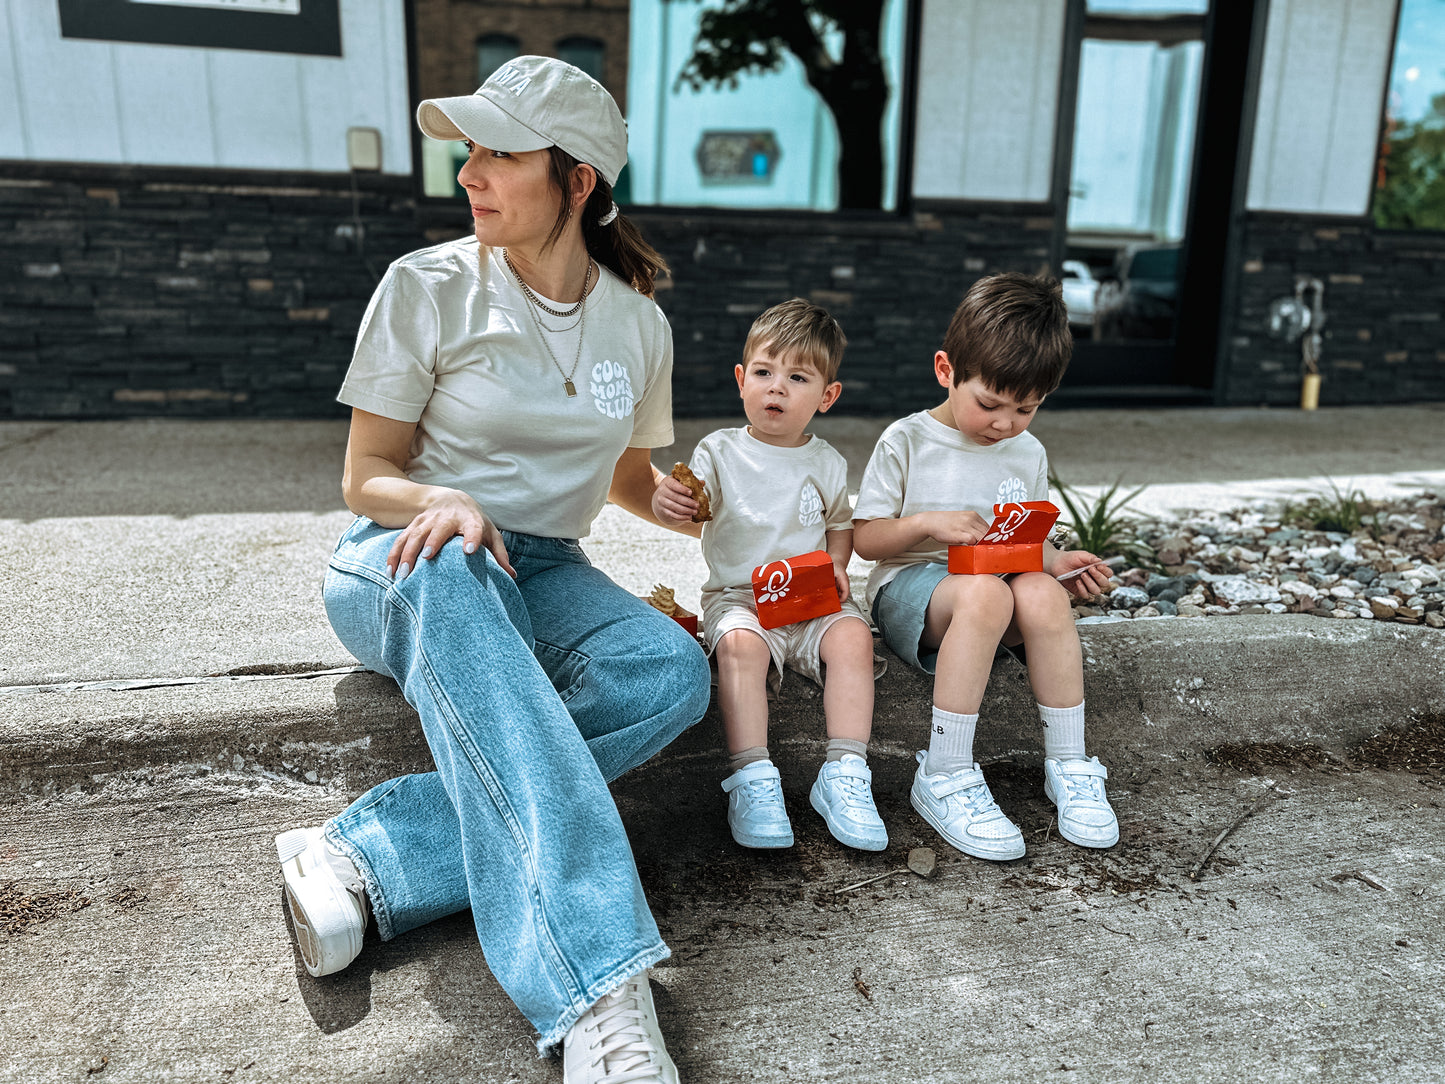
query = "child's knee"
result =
(821, 617, 875, 663)
(1009, 572, 1073, 619)
(934, 573, 1014, 622)
(716, 628, 771, 668)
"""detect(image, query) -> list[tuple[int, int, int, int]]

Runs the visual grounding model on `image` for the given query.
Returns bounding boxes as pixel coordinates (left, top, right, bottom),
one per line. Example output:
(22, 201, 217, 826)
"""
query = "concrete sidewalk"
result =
(3, 407, 1445, 1084)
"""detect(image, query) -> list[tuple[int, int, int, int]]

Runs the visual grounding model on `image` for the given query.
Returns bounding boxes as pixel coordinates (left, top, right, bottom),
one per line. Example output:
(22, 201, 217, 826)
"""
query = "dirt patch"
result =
(1, 882, 91, 935)
(1206, 741, 1341, 775)
(1351, 713, 1445, 782)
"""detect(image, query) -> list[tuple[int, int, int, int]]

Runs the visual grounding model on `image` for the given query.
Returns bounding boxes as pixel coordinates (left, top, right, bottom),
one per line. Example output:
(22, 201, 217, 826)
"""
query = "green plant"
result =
(1279, 480, 1382, 538)
(1050, 474, 1155, 565)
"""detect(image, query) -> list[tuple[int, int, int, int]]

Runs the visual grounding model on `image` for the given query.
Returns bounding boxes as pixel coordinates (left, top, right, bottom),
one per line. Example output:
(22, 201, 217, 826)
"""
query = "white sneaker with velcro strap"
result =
(910, 752, 1025, 860)
(721, 760, 794, 848)
(1043, 756, 1120, 848)
(563, 971, 679, 1084)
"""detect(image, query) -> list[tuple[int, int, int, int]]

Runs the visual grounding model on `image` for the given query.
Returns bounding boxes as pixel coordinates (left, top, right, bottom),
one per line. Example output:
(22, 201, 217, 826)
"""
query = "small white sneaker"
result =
(563, 971, 679, 1084)
(910, 752, 1025, 861)
(810, 755, 888, 851)
(276, 826, 368, 977)
(1044, 756, 1120, 848)
(721, 760, 794, 848)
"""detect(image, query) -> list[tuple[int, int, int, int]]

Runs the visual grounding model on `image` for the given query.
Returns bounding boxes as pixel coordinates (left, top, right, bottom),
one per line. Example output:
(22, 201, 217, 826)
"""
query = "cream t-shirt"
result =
(853, 410, 1050, 607)
(339, 237, 674, 539)
(690, 427, 854, 605)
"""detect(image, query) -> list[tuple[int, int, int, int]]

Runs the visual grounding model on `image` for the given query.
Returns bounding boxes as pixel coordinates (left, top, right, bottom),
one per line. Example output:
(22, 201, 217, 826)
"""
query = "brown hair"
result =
(743, 298, 848, 383)
(544, 147, 669, 297)
(941, 273, 1072, 400)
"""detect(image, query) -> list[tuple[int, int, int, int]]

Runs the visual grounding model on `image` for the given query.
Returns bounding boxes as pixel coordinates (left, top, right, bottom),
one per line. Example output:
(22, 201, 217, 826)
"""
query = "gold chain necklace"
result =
(502, 250, 592, 397)
(503, 248, 589, 318)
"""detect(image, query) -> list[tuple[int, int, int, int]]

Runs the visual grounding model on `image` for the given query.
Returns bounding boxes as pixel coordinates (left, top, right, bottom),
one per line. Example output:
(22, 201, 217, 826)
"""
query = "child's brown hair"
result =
(744, 298, 847, 383)
(941, 273, 1072, 400)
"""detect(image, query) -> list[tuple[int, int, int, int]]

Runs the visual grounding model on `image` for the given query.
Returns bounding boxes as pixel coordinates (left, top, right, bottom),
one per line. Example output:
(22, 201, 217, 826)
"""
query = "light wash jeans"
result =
(320, 518, 711, 1052)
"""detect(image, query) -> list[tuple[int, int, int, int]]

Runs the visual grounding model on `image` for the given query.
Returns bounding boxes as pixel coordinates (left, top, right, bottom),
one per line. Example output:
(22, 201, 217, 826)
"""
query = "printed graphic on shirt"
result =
(997, 477, 1028, 506)
(798, 482, 824, 527)
(590, 359, 635, 420)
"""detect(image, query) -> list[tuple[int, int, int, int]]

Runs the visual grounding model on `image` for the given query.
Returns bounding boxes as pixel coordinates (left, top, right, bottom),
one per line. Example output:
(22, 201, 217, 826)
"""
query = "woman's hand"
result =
(1047, 548, 1111, 599)
(651, 475, 699, 527)
(923, 509, 992, 546)
(388, 489, 515, 580)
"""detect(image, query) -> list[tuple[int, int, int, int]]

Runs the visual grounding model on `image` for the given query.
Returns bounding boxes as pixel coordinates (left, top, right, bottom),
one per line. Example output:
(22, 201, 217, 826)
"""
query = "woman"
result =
(274, 56, 709, 1083)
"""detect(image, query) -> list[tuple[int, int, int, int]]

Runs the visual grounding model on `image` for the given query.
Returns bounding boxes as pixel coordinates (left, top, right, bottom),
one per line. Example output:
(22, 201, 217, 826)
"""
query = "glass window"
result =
(477, 33, 520, 85)
(625, 0, 908, 211)
(1373, 0, 1445, 231)
(557, 36, 605, 83)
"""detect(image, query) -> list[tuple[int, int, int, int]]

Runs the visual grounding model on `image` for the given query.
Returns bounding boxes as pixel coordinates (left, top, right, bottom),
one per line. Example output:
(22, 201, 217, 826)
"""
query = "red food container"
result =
(751, 550, 842, 630)
(639, 597, 699, 638)
(668, 608, 699, 638)
(947, 501, 1061, 575)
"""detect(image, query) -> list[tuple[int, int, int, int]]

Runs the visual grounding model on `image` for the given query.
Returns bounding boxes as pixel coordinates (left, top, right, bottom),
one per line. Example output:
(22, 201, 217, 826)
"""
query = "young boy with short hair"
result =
(852, 273, 1118, 861)
(652, 298, 885, 852)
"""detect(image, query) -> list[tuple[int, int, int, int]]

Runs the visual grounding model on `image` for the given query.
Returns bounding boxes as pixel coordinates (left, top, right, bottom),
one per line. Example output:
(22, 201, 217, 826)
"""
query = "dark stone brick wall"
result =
(0, 161, 1056, 419)
(10, 163, 1433, 421)
(0, 163, 424, 419)
(633, 205, 1058, 417)
(1220, 212, 1445, 406)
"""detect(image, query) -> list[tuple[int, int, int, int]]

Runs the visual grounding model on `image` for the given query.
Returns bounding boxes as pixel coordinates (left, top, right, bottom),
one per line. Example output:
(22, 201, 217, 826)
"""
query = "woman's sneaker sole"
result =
(276, 827, 366, 977)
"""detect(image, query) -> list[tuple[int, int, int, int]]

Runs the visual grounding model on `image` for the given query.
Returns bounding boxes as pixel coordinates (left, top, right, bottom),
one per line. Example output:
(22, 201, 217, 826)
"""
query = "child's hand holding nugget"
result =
(652, 462, 712, 526)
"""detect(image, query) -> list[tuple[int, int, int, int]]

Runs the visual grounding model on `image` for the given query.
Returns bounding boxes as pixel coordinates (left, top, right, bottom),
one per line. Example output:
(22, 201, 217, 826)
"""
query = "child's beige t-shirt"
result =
(853, 410, 1050, 608)
(339, 237, 674, 539)
(690, 427, 853, 605)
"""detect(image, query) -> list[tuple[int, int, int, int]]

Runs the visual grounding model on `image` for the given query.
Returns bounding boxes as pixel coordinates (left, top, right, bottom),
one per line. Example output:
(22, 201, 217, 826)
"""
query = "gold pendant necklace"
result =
(503, 249, 592, 396)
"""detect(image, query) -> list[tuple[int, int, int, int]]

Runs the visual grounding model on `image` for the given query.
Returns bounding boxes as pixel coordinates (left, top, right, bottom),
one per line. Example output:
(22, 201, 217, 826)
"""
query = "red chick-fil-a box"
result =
(751, 550, 842, 630)
(947, 501, 1062, 575)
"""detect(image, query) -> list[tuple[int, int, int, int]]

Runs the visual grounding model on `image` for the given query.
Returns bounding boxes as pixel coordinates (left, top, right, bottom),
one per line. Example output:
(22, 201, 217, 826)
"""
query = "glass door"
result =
(1061, 0, 1207, 390)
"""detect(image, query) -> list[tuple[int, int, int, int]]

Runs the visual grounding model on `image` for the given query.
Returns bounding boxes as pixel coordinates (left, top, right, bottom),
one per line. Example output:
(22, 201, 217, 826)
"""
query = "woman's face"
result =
(456, 141, 567, 254)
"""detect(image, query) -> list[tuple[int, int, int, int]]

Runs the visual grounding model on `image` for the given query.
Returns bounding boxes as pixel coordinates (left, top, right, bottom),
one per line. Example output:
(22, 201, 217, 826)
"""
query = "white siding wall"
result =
(912, 0, 1067, 202)
(0, 0, 411, 174)
(1247, 0, 1398, 214)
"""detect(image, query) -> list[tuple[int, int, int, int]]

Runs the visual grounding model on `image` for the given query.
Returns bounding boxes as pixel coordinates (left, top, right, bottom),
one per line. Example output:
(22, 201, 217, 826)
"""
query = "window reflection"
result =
(625, 0, 906, 211)
(1374, 0, 1445, 231)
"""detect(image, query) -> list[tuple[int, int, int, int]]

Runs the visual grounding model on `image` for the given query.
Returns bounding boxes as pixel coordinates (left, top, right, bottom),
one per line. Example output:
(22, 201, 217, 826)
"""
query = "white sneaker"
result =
(721, 760, 794, 848)
(563, 971, 679, 1084)
(1044, 756, 1120, 848)
(910, 752, 1025, 861)
(809, 755, 888, 851)
(276, 826, 368, 977)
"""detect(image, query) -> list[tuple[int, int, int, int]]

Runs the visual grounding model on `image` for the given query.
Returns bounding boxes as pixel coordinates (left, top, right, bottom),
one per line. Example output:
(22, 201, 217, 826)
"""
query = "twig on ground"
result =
(833, 870, 899, 895)
(852, 967, 872, 1001)
(1188, 784, 1284, 881)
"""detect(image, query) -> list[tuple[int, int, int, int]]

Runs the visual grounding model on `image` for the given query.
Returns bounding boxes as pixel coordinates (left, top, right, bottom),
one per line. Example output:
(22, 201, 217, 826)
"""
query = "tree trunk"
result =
(798, 1, 889, 210)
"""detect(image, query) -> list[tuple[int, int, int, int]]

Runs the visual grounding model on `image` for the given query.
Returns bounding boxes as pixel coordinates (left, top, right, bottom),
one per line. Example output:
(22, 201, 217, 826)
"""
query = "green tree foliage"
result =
(670, 0, 889, 210)
(1374, 91, 1445, 230)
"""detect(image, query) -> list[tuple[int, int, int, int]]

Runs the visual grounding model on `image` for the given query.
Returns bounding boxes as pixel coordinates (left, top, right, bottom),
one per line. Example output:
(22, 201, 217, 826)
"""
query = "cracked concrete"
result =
(3, 410, 1444, 1083)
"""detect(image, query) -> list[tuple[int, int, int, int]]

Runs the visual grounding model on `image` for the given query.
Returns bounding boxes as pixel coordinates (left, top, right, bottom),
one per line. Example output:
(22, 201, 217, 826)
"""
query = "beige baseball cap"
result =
(416, 55, 627, 186)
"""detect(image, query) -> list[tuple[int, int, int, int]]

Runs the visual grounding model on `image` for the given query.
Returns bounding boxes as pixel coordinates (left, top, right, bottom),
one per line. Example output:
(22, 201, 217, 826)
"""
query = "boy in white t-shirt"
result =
(853, 273, 1119, 861)
(652, 299, 885, 852)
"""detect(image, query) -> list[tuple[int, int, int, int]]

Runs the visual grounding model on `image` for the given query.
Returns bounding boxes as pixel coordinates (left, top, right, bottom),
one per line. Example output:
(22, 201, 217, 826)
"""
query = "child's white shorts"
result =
(702, 587, 872, 690)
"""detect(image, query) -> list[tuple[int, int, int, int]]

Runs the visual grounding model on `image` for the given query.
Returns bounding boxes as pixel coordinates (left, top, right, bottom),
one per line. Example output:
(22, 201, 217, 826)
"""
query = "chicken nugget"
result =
(670, 462, 712, 522)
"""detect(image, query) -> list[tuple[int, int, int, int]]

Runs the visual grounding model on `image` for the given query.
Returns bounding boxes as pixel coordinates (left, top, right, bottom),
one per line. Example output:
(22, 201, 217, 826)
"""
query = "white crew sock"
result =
(1038, 701, 1087, 761)
(925, 706, 978, 775)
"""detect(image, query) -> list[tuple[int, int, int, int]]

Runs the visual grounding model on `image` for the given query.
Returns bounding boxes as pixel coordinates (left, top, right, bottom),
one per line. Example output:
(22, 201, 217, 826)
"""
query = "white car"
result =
(1061, 260, 1098, 328)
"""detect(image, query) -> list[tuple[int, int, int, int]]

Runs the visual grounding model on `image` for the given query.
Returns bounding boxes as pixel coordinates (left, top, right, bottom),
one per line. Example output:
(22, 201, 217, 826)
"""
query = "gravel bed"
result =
(1068, 491, 1445, 629)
